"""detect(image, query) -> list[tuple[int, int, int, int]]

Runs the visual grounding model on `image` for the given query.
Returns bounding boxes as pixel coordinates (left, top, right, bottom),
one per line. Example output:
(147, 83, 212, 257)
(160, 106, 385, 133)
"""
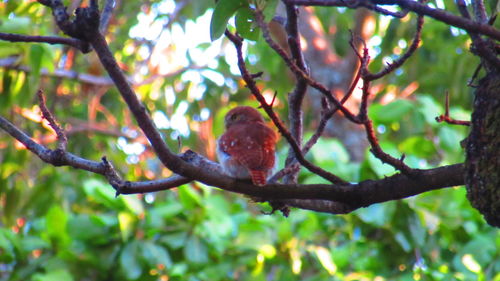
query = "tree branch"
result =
(0, 111, 192, 192)
(286, 0, 500, 41)
(99, 0, 115, 33)
(22, 0, 469, 216)
(37, 90, 68, 150)
(366, 12, 424, 80)
(0, 32, 91, 53)
(0, 112, 465, 210)
(0, 57, 191, 86)
(435, 91, 471, 126)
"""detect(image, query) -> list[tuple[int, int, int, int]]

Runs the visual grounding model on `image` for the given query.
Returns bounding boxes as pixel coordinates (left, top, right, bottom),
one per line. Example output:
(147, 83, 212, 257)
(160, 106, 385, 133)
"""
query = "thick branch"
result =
(0, 112, 464, 211)
(282, 3, 309, 183)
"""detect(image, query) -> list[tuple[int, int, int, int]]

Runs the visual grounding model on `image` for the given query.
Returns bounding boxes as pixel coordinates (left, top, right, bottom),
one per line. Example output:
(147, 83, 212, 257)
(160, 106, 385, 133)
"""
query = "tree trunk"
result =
(465, 71, 500, 227)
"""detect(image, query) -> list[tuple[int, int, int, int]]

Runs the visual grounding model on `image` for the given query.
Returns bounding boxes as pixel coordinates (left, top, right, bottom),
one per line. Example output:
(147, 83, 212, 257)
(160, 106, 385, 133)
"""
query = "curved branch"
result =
(0, 113, 466, 210)
(366, 12, 424, 80)
(0, 114, 191, 191)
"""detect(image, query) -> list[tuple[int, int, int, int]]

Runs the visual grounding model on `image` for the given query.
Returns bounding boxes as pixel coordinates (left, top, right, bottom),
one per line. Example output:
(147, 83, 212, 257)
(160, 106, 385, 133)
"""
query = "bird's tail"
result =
(250, 170, 267, 186)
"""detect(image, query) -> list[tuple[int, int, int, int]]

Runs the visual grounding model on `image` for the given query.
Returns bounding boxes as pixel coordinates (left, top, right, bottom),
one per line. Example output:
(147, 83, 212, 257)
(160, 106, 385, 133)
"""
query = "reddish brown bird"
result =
(217, 106, 278, 186)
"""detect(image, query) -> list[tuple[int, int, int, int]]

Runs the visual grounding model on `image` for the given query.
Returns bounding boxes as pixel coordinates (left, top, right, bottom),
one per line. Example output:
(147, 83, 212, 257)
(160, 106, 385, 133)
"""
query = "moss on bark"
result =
(465, 72, 500, 227)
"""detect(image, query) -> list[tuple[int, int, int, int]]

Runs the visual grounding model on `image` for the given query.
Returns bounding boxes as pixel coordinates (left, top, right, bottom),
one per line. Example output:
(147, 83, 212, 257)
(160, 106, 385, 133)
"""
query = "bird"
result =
(217, 106, 278, 186)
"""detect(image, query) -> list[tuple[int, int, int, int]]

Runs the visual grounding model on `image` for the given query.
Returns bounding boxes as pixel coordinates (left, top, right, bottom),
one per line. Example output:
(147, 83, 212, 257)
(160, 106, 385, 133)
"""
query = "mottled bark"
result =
(465, 72, 500, 227)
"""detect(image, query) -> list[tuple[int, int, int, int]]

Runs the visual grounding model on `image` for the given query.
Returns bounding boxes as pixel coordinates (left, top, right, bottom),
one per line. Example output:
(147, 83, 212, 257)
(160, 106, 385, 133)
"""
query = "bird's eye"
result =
(230, 114, 238, 121)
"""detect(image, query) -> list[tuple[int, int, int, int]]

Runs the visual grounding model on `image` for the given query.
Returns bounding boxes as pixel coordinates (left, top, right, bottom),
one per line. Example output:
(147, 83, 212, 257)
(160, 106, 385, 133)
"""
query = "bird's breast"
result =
(216, 137, 251, 179)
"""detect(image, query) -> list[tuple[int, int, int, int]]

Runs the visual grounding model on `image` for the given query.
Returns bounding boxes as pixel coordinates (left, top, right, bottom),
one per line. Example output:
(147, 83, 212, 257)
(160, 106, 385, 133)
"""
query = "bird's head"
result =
(224, 106, 265, 129)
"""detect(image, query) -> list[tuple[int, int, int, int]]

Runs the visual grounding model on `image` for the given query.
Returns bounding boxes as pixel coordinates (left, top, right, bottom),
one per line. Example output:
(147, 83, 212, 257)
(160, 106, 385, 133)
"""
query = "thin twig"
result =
(467, 64, 482, 87)
(351, 41, 413, 174)
(225, 30, 348, 184)
(435, 91, 471, 126)
(253, 9, 359, 124)
(268, 163, 301, 183)
(0, 112, 192, 191)
(364, 120, 412, 174)
(302, 62, 361, 155)
(371, 5, 409, 18)
(37, 89, 68, 150)
(99, 0, 116, 34)
(366, 13, 424, 80)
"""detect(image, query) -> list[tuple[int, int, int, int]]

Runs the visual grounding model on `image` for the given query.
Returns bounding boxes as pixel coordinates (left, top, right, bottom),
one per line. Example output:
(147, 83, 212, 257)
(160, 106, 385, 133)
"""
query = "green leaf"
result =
(45, 205, 70, 249)
(399, 136, 436, 158)
(32, 269, 74, 281)
(356, 201, 396, 227)
(210, 0, 246, 41)
(118, 212, 136, 241)
(0, 229, 16, 262)
(394, 232, 411, 252)
(122, 195, 144, 215)
(29, 45, 44, 79)
(184, 235, 208, 263)
(416, 95, 443, 125)
(120, 241, 143, 280)
(262, 0, 279, 21)
(366, 148, 397, 178)
(178, 185, 202, 209)
(141, 241, 172, 268)
(67, 215, 110, 243)
(310, 138, 350, 164)
(438, 126, 462, 153)
(369, 99, 413, 123)
(83, 179, 125, 210)
(21, 236, 49, 252)
(235, 7, 260, 41)
(4, 185, 21, 225)
(160, 232, 188, 250)
(0, 17, 30, 33)
(408, 214, 426, 247)
(0, 71, 14, 110)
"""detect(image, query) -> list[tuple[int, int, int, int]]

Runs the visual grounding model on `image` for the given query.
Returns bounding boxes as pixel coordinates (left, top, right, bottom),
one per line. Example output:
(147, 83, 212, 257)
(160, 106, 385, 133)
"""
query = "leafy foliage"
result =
(0, 0, 499, 281)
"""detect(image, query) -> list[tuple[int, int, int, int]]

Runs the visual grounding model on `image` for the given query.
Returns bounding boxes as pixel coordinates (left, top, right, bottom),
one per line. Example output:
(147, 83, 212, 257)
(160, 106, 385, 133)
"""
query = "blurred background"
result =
(0, 0, 499, 280)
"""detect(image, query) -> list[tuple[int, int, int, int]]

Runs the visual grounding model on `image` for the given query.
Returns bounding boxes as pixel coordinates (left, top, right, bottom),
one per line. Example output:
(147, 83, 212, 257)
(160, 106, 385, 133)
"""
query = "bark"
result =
(465, 71, 500, 227)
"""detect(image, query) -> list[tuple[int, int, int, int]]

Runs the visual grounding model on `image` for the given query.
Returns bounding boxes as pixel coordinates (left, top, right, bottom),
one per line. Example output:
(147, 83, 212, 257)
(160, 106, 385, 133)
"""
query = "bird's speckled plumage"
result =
(217, 106, 277, 186)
